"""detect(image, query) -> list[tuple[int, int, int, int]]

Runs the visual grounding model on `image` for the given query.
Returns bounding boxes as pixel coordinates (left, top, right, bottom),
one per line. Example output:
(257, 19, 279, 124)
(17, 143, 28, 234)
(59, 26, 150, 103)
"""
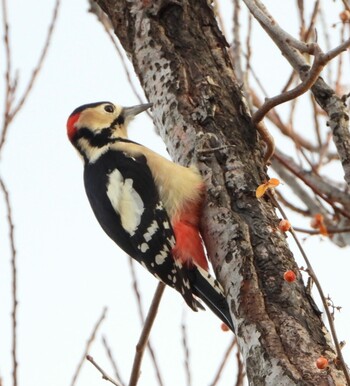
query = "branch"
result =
(250, 89, 318, 152)
(9, 0, 60, 120)
(181, 319, 191, 386)
(102, 335, 125, 385)
(235, 349, 245, 386)
(70, 307, 107, 386)
(0, 0, 60, 153)
(293, 226, 350, 235)
(0, 176, 17, 386)
(273, 151, 350, 219)
(128, 282, 165, 386)
(2, 0, 12, 132)
(209, 338, 237, 386)
(243, 0, 350, 184)
(88, 1, 151, 119)
(86, 355, 123, 386)
(252, 44, 328, 124)
(128, 258, 164, 386)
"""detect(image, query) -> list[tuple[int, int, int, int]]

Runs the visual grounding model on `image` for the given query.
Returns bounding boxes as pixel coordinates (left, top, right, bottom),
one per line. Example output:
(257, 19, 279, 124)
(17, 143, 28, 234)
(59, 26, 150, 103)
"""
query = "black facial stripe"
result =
(69, 101, 112, 117)
(111, 113, 125, 127)
(76, 127, 113, 148)
(75, 126, 142, 148)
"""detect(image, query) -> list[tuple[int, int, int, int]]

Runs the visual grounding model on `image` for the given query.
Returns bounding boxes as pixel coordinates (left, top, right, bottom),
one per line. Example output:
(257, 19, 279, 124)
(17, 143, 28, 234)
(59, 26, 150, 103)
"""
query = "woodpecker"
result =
(67, 101, 234, 331)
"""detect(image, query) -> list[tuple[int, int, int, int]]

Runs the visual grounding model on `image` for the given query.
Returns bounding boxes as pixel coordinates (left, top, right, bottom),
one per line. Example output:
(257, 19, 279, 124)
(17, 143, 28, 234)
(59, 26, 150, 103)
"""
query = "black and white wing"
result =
(83, 149, 203, 311)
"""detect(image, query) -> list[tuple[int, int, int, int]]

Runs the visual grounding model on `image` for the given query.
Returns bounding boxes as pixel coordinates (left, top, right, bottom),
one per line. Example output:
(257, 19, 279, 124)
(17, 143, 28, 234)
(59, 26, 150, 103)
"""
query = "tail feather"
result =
(191, 267, 235, 332)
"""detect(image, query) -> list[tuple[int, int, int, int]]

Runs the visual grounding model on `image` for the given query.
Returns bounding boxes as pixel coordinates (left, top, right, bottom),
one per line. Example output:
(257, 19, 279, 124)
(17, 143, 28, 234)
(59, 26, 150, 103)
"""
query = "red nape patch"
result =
(66, 113, 80, 141)
(172, 221, 208, 271)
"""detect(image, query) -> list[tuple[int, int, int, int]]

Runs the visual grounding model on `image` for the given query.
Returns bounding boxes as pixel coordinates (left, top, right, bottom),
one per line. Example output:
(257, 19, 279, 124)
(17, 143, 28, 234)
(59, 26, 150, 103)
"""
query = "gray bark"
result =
(96, 0, 346, 384)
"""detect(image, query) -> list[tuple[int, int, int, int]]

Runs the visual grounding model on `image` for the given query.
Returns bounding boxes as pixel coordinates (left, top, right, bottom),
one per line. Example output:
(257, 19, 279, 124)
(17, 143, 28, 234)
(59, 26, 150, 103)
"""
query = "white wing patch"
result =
(106, 169, 144, 235)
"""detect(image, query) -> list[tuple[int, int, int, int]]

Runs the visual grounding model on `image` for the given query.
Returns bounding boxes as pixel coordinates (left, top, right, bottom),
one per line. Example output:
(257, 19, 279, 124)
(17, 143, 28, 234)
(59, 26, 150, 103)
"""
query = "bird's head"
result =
(67, 101, 152, 157)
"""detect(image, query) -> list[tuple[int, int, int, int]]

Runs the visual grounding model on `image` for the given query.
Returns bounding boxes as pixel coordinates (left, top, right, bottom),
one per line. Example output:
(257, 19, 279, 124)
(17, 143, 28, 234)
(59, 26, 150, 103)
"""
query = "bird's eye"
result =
(104, 105, 114, 113)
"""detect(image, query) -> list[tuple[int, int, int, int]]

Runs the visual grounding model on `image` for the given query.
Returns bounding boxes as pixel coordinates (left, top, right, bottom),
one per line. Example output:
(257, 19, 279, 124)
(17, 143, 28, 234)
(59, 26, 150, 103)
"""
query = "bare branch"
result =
(254, 120, 275, 164)
(293, 226, 350, 235)
(0, 176, 18, 386)
(70, 307, 107, 386)
(128, 258, 164, 386)
(231, 0, 244, 83)
(128, 282, 165, 386)
(9, 0, 60, 120)
(1, 0, 13, 153)
(209, 338, 237, 386)
(243, 0, 350, 184)
(102, 335, 125, 386)
(86, 355, 123, 386)
(252, 45, 327, 125)
(235, 349, 245, 386)
(181, 319, 191, 386)
(251, 90, 318, 151)
(273, 151, 350, 219)
(0, 0, 60, 153)
(88, 1, 151, 119)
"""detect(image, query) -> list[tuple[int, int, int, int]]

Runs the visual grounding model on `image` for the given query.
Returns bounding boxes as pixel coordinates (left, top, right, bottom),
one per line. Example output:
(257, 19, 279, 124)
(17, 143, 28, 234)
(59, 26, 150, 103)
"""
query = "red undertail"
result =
(171, 194, 208, 271)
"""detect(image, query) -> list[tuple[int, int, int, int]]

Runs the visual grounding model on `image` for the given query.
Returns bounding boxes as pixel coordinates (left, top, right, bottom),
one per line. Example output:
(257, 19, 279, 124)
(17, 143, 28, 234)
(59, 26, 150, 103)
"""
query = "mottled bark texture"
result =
(96, 1, 346, 384)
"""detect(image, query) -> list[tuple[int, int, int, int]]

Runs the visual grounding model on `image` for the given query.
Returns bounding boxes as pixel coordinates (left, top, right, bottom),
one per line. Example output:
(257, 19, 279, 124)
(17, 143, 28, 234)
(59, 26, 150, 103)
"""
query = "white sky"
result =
(0, 1, 349, 386)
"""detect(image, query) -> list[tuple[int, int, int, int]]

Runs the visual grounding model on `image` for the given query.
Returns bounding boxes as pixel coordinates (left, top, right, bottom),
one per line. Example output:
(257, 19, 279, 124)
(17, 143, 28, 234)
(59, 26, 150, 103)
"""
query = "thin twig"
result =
(88, 2, 151, 118)
(2, 0, 12, 136)
(250, 37, 350, 164)
(269, 192, 350, 384)
(0, 177, 17, 386)
(70, 307, 108, 386)
(251, 90, 317, 152)
(235, 350, 245, 386)
(102, 335, 125, 386)
(209, 338, 237, 386)
(128, 258, 164, 386)
(297, 0, 306, 39)
(128, 258, 145, 321)
(252, 45, 326, 125)
(0, 0, 60, 152)
(231, 0, 244, 83)
(335, 23, 345, 96)
(10, 0, 60, 120)
(273, 151, 350, 219)
(87, 355, 123, 386)
(302, 0, 320, 43)
(128, 282, 165, 386)
(181, 319, 191, 386)
(310, 94, 322, 149)
(293, 226, 350, 235)
(274, 190, 310, 217)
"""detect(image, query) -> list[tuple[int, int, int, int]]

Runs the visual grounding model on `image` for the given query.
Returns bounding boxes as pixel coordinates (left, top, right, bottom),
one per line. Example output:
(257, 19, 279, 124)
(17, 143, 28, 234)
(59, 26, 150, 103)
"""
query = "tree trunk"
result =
(96, 0, 346, 384)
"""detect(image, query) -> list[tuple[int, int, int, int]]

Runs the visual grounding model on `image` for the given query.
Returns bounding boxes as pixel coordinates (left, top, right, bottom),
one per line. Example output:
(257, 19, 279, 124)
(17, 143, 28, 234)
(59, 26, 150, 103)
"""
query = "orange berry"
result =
(310, 213, 328, 236)
(316, 356, 329, 369)
(278, 219, 291, 232)
(221, 323, 230, 332)
(283, 270, 296, 283)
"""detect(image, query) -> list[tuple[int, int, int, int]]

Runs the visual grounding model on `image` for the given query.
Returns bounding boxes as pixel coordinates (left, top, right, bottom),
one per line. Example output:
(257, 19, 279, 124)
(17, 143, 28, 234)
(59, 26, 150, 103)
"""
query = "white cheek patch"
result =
(106, 169, 144, 235)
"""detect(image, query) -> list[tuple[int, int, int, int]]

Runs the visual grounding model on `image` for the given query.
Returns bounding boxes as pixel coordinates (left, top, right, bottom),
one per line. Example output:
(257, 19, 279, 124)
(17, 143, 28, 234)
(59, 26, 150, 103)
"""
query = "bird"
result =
(66, 101, 234, 331)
